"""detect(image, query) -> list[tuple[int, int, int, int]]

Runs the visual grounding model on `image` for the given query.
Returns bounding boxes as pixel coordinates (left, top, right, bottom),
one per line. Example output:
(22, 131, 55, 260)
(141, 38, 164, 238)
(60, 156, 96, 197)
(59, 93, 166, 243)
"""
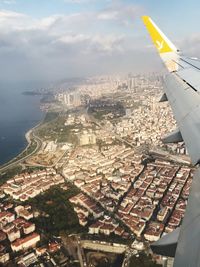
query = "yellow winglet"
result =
(142, 16, 177, 54)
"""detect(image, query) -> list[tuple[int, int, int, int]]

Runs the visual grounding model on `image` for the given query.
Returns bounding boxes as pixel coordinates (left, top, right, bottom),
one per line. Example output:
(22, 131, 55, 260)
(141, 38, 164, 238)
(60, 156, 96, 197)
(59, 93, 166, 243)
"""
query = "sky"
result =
(0, 0, 200, 81)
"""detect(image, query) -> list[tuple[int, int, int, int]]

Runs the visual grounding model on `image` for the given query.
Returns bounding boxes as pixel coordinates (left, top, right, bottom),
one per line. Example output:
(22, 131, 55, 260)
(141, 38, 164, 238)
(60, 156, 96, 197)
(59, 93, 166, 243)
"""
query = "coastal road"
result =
(0, 127, 43, 173)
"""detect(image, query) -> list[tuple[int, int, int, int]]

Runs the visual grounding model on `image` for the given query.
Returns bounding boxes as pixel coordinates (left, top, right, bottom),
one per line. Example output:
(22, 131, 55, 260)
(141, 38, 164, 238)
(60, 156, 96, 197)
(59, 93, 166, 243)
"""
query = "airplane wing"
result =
(142, 16, 200, 267)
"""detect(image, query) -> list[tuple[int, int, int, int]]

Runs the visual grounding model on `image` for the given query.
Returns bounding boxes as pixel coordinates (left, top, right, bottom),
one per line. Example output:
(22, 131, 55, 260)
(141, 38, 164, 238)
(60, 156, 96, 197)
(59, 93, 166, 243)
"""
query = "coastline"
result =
(0, 119, 44, 173)
(0, 82, 46, 173)
(25, 129, 32, 144)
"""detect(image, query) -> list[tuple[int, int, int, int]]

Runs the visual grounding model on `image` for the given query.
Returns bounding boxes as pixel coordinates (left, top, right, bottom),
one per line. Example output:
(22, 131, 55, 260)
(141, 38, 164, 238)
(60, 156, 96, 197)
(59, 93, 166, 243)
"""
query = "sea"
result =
(0, 81, 45, 166)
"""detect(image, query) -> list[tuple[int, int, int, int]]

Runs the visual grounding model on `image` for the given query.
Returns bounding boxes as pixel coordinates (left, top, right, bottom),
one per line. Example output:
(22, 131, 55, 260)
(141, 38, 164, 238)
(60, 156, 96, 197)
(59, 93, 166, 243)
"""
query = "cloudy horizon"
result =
(0, 0, 199, 81)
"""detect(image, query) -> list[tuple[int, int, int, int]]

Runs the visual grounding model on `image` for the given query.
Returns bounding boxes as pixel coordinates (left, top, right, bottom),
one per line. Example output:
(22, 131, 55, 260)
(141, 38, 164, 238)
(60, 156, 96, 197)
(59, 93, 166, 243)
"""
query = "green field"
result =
(27, 185, 87, 236)
(36, 114, 80, 144)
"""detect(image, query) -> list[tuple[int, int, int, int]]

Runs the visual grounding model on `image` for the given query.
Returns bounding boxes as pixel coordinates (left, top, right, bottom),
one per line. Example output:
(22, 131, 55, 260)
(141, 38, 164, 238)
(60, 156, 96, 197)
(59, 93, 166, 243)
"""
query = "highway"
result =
(0, 125, 43, 173)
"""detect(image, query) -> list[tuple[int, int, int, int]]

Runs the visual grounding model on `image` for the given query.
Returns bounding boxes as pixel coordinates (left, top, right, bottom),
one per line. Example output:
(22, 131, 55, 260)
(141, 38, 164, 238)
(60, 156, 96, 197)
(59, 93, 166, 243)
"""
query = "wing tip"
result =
(141, 15, 150, 21)
(142, 15, 178, 54)
(141, 16, 150, 26)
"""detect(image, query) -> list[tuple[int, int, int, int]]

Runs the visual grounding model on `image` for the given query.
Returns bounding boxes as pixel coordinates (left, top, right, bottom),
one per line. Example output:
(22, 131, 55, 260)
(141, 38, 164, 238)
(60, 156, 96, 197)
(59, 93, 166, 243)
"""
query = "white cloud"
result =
(178, 34, 200, 58)
(0, 2, 160, 81)
(58, 33, 88, 43)
(97, 2, 143, 26)
(0, 9, 25, 19)
(98, 11, 118, 20)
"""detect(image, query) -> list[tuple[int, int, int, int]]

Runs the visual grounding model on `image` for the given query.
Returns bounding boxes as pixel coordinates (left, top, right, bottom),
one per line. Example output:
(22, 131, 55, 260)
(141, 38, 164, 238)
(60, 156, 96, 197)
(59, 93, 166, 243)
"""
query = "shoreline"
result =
(25, 129, 32, 144)
(0, 119, 44, 173)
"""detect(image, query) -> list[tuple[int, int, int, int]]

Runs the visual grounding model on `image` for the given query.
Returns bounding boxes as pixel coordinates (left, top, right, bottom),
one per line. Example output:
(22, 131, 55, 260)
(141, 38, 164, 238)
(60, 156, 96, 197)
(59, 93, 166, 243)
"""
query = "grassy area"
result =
(43, 112, 59, 123)
(25, 166, 46, 172)
(36, 115, 79, 144)
(88, 102, 125, 121)
(92, 110, 110, 120)
(129, 252, 162, 267)
(27, 185, 87, 236)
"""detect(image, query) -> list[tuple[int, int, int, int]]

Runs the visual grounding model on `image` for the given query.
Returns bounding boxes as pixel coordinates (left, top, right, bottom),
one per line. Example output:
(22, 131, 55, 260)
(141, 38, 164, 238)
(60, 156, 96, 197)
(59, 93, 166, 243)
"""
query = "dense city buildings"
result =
(0, 201, 39, 263)
(0, 74, 192, 266)
(1, 168, 64, 201)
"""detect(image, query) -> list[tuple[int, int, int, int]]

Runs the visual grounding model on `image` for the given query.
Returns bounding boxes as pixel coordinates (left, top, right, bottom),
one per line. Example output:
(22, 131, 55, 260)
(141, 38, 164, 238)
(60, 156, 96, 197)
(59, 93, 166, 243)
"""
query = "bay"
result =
(0, 81, 45, 166)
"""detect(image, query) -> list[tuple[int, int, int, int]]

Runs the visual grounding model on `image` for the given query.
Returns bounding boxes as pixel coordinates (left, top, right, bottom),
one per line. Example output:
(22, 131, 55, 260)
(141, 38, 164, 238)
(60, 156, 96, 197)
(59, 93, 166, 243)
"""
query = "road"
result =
(0, 125, 43, 173)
